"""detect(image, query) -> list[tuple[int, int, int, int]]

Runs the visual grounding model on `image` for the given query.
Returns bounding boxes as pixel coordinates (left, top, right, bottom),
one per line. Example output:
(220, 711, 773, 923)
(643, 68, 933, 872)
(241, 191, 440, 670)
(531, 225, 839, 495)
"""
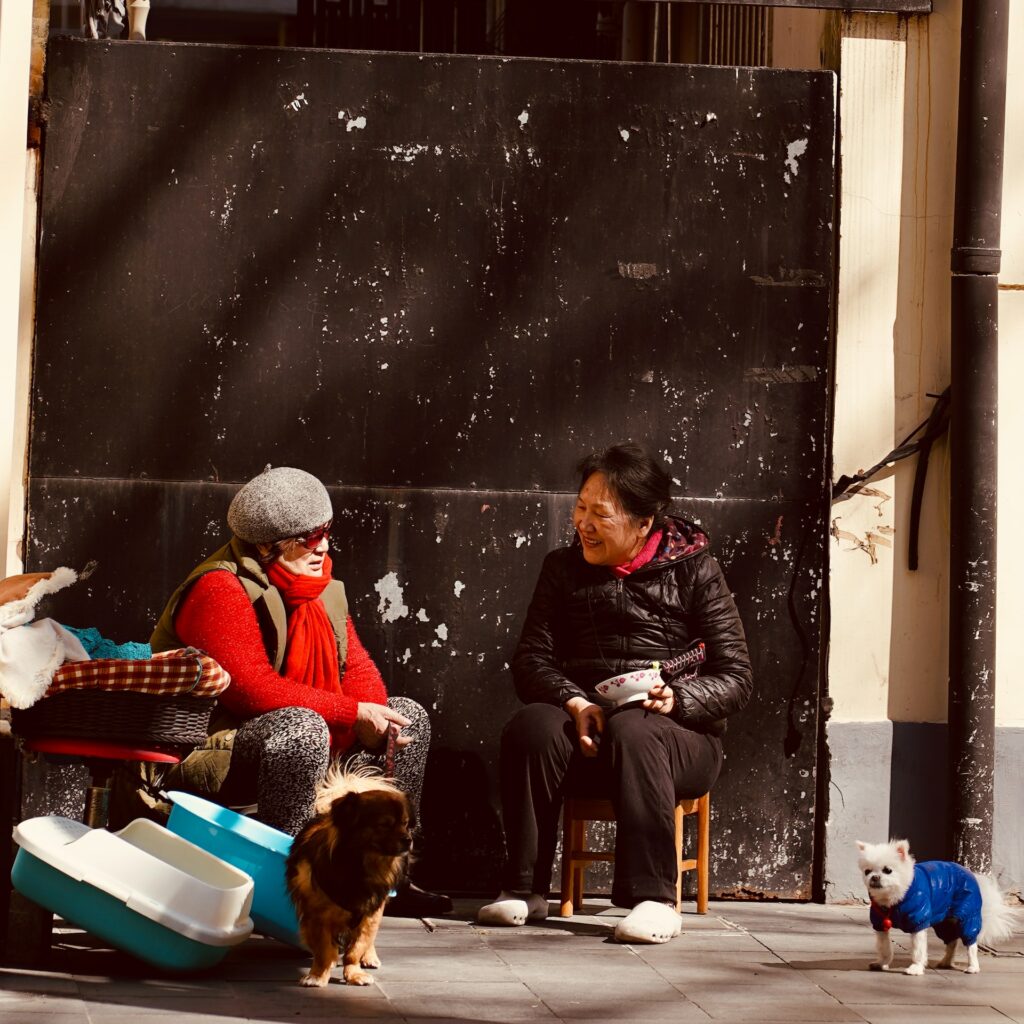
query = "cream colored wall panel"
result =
(885, 444, 950, 723)
(830, 15, 905, 724)
(1002, 0, 1024, 282)
(0, 0, 33, 577)
(831, 8, 962, 726)
(894, 8, 957, 438)
(997, 290, 1024, 727)
(829, 487, 895, 722)
(831, 15, 905, 483)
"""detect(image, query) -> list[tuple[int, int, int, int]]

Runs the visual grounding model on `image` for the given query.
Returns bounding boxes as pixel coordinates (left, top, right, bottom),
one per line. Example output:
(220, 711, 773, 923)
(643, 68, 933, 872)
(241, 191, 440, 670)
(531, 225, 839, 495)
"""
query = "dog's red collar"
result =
(870, 900, 893, 930)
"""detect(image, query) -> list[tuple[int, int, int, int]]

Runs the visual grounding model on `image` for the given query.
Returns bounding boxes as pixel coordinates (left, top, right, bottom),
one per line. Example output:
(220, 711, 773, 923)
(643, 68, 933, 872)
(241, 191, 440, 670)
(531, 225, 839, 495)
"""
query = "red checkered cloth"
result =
(46, 648, 230, 698)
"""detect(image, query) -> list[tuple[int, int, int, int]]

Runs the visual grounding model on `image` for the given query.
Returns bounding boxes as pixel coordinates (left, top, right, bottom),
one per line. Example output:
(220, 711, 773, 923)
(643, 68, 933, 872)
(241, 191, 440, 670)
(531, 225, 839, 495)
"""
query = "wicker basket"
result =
(11, 690, 215, 748)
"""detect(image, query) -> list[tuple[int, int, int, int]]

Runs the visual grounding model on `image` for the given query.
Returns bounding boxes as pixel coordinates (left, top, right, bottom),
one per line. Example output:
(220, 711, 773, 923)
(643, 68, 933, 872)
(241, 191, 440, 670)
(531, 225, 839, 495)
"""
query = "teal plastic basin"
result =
(11, 816, 253, 972)
(12, 849, 233, 971)
(166, 792, 302, 948)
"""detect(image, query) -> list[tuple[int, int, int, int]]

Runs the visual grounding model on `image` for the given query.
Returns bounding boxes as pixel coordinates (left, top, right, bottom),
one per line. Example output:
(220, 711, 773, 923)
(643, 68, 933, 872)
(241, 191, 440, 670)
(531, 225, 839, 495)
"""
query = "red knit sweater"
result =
(173, 570, 388, 752)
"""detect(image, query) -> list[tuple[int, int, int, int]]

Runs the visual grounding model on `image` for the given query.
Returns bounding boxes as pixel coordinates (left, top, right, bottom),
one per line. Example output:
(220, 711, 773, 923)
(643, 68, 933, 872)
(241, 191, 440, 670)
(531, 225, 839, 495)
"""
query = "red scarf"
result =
(266, 554, 342, 693)
(611, 529, 663, 578)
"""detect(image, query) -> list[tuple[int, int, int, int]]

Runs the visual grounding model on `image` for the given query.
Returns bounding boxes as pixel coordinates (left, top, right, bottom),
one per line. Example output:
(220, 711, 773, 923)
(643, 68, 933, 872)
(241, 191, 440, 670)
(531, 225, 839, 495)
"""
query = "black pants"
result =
(499, 702, 723, 908)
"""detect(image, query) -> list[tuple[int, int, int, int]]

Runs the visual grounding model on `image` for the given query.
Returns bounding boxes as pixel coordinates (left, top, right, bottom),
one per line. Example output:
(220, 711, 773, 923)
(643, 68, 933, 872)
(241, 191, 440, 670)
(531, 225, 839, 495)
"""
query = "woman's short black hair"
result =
(576, 441, 673, 524)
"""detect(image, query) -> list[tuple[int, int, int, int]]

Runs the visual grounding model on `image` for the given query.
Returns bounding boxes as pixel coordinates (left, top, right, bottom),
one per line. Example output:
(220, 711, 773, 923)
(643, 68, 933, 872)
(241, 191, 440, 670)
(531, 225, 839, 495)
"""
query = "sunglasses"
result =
(296, 520, 332, 550)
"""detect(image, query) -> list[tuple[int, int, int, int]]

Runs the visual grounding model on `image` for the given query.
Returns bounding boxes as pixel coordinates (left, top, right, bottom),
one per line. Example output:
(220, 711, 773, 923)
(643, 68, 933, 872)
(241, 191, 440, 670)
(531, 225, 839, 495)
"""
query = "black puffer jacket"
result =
(511, 516, 752, 734)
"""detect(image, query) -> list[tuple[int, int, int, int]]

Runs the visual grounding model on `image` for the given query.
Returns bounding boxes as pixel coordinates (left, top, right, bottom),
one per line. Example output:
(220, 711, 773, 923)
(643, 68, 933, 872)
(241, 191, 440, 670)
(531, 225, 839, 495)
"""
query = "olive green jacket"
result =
(151, 536, 349, 672)
(117, 538, 350, 823)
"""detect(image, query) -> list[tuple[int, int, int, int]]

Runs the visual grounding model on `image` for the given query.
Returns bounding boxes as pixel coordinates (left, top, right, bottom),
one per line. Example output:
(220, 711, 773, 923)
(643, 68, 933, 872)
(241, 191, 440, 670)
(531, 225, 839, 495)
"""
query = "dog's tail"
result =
(976, 872, 1019, 947)
(314, 759, 400, 815)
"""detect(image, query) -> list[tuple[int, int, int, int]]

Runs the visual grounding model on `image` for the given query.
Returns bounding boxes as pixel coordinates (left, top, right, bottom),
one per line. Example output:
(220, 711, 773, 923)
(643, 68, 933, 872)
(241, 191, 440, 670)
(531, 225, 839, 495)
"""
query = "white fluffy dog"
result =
(856, 839, 1017, 975)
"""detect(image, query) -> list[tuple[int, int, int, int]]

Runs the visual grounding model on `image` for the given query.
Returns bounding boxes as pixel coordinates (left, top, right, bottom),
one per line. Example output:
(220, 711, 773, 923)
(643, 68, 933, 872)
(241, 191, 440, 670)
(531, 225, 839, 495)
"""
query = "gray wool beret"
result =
(227, 466, 333, 544)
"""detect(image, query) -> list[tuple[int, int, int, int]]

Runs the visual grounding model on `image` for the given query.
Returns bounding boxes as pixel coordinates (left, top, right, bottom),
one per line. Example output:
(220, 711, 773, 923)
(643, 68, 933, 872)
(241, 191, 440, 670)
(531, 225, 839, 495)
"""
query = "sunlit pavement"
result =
(2, 899, 1022, 1023)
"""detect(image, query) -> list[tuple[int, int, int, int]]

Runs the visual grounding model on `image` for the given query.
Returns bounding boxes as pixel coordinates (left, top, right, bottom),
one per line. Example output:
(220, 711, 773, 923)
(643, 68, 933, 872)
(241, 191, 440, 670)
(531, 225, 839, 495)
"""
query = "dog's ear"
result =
(855, 840, 867, 852)
(893, 839, 911, 860)
(329, 791, 364, 835)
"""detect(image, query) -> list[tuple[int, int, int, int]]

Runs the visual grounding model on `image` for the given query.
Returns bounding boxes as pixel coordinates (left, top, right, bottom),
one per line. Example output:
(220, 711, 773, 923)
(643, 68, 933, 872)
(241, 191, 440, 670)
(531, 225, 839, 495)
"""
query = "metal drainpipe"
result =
(948, 0, 1009, 872)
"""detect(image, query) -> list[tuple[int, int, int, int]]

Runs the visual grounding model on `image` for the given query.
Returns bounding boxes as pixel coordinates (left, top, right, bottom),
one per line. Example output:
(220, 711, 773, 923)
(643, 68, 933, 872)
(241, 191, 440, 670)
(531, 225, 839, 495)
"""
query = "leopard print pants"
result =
(229, 697, 431, 836)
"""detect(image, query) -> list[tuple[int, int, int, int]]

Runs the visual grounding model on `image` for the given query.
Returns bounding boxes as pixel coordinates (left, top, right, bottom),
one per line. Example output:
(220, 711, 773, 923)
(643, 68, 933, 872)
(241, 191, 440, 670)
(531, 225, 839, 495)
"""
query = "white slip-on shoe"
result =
(613, 901, 682, 944)
(476, 891, 549, 926)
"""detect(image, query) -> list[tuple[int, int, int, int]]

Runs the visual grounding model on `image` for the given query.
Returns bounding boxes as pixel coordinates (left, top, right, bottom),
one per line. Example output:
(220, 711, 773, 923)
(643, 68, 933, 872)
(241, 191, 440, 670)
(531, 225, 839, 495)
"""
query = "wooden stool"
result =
(559, 793, 710, 917)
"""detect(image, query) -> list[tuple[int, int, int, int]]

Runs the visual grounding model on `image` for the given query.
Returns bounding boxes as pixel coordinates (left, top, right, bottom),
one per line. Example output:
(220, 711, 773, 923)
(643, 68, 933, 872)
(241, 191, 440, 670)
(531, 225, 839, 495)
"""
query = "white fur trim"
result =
(0, 618, 88, 708)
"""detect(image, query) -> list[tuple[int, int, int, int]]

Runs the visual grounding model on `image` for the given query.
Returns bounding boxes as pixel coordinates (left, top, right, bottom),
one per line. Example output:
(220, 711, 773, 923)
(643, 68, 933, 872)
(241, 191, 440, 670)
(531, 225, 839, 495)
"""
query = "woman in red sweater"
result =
(151, 466, 449, 917)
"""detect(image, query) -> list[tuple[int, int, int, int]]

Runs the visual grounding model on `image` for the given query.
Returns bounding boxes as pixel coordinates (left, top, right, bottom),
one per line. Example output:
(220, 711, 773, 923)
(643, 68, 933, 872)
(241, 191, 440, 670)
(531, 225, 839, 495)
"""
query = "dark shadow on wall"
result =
(888, 721, 950, 862)
(415, 747, 506, 895)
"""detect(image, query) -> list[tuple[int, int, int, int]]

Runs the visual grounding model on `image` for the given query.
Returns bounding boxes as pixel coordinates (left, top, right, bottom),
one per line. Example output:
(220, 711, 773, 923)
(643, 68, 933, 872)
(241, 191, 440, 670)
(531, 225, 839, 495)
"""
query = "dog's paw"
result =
(299, 972, 331, 988)
(343, 966, 374, 986)
(904, 963, 926, 976)
(964, 964, 980, 975)
(361, 951, 382, 969)
(868, 962, 890, 972)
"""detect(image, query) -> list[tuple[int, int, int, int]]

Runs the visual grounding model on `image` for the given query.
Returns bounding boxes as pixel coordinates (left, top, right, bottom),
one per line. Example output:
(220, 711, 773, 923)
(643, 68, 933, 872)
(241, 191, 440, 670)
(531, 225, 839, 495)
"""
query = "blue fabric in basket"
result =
(62, 625, 152, 661)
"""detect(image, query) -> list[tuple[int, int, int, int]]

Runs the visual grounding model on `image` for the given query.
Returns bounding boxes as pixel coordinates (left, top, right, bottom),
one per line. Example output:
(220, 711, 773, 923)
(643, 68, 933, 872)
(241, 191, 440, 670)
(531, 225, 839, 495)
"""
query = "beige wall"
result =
(828, 0, 1022, 728)
(830, 13, 910, 724)
(997, 1, 1024, 727)
(0, 0, 35, 580)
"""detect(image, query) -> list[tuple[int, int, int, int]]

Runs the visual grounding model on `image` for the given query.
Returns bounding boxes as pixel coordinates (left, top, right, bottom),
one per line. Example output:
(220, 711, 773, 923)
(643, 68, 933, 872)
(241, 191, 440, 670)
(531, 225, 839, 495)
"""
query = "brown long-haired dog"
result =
(285, 765, 412, 986)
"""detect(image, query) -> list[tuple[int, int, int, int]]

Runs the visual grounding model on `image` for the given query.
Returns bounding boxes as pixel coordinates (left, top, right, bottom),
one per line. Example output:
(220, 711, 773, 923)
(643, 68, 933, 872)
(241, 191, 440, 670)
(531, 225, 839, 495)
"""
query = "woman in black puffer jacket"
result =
(477, 442, 752, 944)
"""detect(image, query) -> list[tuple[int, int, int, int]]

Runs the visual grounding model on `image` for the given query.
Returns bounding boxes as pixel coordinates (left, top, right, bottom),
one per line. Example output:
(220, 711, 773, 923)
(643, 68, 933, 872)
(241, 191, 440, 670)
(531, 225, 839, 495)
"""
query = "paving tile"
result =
(0, 969, 80, 996)
(743, 931, 901, 954)
(75, 996, 254, 1017)
(85, 1013, 240, 1024)
(794, 968, 1008, 1005)
(539, 993, 712, 1020)
(379, 980, 558, 1020)
(520, 974, 681, 1001)
(72, 985, 238, 1007)
(0, 1014, 89, 1024)
(504, 956, 661, 980)
(0, 995, 92, 1019)
(625, 930, 769, 954)
(362, 958, 517, 983)
(640, 948, 792, 979)
(973, 954, 1024, 973)
(3, 902, 1022, 1024)
(990, 1001, 1024, 1024)
(779, 954, 896, 973)
(846, 1005, 1010, 1023)
(718, 907, 868, 934)
(659, 960, 824, 989)
(681, 985, 864, 1021)
(221, 983, 400, 1021)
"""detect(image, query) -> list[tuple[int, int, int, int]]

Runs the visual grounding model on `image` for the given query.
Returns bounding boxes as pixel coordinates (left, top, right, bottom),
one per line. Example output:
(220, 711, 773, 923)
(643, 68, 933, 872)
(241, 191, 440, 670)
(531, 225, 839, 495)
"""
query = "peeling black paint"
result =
(25, 40, 836, 897)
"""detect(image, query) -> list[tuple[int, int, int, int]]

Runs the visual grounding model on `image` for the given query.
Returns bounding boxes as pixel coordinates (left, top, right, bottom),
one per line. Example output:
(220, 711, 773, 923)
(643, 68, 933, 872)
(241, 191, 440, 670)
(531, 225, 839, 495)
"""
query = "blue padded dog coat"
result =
(870, 861, 983, 945)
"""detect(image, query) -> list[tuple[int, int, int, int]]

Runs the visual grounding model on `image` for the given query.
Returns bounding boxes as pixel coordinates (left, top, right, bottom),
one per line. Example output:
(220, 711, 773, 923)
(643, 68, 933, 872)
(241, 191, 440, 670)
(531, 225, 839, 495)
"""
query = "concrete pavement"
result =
(1, 899, 1022, 1023)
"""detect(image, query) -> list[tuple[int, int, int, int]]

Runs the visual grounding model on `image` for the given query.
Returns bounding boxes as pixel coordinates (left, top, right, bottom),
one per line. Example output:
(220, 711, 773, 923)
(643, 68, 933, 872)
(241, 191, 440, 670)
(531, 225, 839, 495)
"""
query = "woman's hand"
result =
(642, 681, 675, 716)
(354, 702, 413, 750)
(565, 696, 605, 757)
